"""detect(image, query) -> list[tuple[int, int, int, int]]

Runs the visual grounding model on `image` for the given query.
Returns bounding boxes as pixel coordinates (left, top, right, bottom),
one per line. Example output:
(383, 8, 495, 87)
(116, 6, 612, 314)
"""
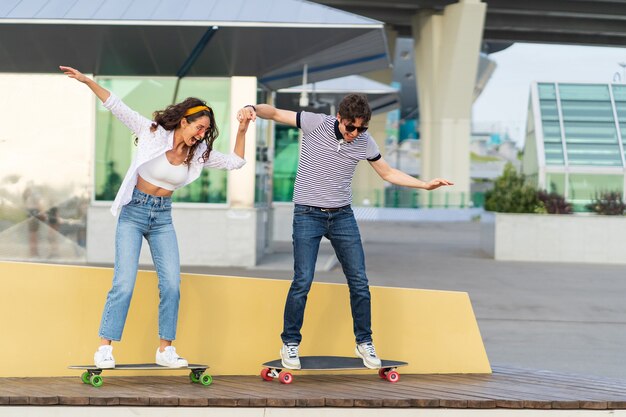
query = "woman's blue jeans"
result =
(99, 188, 180, 341)
(281, 204, 373, 345)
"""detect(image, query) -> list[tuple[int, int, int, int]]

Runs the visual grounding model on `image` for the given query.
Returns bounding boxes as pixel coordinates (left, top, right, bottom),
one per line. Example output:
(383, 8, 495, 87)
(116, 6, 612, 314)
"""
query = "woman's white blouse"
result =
(103, 93, 246, 216)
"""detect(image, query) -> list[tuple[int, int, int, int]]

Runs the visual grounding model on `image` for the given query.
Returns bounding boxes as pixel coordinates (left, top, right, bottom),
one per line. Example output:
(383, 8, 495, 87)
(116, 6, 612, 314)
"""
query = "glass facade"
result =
(95, 77, 232, 204)
(0, 74, 90, 264)
(614, 85, 626, 163)
(527, 82, 626, 211)
(0, 74, 239, 265)
(537, 83, 565, 165)
(273, 125, 300, 203)
(545, 173, 566, 195)
(537, 82, 624, 168)
(254, 89, 272, 207)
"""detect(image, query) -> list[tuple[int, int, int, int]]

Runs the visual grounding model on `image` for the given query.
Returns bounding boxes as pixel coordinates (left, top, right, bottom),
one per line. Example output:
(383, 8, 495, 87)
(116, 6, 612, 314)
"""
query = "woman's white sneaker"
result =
(155, 346, 188, 368)
(94, 345, 115, 369)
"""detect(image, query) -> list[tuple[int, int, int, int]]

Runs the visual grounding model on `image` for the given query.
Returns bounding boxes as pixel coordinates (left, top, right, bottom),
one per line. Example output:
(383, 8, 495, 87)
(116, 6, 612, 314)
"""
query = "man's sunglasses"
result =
(344, 124, 368, 133)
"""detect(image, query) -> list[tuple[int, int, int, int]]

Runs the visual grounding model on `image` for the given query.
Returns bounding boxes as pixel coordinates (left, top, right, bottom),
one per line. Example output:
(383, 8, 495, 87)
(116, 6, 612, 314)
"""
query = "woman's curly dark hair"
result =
(149, 97, 219, 165)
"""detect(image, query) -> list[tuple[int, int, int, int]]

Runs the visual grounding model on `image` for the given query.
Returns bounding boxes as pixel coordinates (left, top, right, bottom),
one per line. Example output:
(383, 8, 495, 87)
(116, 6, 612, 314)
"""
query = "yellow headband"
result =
(184, 105, 209, 116)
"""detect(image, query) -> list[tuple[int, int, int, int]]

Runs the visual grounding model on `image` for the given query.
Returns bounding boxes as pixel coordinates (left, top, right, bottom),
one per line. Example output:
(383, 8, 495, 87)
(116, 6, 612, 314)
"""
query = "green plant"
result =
(536, 190, 572, 214)
(484, 163, 539, 213)
(586, 191, 626, 215)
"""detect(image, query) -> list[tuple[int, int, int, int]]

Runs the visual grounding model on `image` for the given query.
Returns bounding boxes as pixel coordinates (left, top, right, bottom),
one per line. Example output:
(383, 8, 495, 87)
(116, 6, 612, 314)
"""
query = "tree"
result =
(484, 163, 539, 213)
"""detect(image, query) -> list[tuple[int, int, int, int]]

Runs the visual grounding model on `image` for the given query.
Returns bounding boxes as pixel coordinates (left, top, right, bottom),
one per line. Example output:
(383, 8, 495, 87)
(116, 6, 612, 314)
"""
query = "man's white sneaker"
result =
(155, 346, 188, 368)
(280, 343, 301, 369)
(355, 342, 382, 369)
(94, 345, 115, 369)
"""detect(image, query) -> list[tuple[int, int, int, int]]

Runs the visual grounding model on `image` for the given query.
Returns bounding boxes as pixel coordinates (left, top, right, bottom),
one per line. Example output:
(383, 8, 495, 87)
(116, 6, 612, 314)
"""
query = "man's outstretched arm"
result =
(369, 156, 454, 190)
(244, 104, 298, 127)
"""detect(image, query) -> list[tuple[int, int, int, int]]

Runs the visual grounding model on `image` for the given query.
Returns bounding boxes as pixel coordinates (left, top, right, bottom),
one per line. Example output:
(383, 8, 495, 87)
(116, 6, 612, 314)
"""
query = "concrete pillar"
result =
(356, 27, 397, 207)
(412, 0, 486, 206)
(228, 76, 257, 208)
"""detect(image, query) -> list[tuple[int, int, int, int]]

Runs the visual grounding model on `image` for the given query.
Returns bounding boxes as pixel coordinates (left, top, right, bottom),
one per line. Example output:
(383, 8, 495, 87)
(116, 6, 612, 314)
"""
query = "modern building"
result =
(313, 0, 626, 207)
(0, 0, 392, 267)
(523, 82, 626, 210)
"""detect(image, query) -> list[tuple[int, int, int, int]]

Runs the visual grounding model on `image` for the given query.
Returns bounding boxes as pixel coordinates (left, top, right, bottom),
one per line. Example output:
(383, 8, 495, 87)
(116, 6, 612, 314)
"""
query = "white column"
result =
(228, 76, 257, 208)
(356, 28, 397, 207)
(412, 0, 486, 206)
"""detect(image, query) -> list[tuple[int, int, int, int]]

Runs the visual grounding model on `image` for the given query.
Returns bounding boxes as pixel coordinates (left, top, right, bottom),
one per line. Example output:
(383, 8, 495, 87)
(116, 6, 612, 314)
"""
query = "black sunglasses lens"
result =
(344, 123, 367, 133)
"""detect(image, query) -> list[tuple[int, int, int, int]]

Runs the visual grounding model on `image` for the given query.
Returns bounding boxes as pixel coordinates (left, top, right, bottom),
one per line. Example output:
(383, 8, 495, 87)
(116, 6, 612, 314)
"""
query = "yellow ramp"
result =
(0, 261, 490, 376)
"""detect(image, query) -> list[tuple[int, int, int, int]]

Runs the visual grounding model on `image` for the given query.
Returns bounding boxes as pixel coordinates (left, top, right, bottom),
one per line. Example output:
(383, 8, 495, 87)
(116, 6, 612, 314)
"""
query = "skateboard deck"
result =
(261, 356, 407, 384)
(68, 363, 211, 387)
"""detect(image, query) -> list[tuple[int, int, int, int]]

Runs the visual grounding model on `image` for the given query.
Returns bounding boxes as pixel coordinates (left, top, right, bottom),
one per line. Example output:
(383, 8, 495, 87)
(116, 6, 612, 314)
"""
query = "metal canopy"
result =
(0, 0, 390, 90)
(277, 75, 400, 115)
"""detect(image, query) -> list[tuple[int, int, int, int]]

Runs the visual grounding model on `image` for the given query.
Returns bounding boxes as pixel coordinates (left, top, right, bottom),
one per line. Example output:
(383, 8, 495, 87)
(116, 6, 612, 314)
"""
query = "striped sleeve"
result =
(365, 134, 381, 161)
(297, 111, 326, 135)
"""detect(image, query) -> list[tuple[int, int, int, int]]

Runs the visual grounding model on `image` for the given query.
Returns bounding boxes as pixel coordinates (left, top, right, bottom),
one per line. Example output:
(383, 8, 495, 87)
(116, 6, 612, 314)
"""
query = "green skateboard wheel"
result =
(200, 374, 212, 386)
(189, 371, 200, 383)
(81, 371, 91, 384)
(90, 374, 103, 387)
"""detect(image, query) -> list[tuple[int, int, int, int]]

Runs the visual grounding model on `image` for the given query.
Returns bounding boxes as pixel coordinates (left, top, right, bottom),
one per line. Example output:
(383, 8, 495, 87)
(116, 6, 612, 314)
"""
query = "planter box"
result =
(481, 212, 626, 264)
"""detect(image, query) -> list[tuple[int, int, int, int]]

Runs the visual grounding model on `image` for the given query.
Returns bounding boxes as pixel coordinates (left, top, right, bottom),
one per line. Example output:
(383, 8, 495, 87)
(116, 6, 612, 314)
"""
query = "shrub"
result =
(586, 191, 626, 215)
(484, 163, 539, 213)
(536, 190, 572, 214)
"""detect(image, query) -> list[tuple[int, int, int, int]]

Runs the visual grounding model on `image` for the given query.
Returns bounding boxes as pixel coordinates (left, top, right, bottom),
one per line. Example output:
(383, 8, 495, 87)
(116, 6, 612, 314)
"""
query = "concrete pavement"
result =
(180, 221, 626, 379)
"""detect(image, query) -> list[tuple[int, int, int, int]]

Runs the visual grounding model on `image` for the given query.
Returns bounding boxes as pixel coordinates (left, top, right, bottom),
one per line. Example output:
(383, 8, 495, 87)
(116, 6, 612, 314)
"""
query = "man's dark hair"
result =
(337, 93, 372, 123)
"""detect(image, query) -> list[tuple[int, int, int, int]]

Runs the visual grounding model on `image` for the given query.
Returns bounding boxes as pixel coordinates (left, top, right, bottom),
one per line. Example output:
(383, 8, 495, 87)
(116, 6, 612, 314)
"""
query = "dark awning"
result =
(0, 0, 390, 90)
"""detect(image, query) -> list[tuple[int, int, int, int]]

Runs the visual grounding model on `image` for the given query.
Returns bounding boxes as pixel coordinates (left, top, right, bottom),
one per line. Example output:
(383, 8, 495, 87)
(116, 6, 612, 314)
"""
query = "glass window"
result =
(556, 84, 622, 167)
(538, 83, 556, 99)
(542, 121, 562, 142)
(566, 144, 622, 166)
(615, 102, 626, 123)
(538, 106, 564, 166)
(0, 74, 90, 264)
(273, 125, 300, 202)
(568, 174, 623, 202)
(94, 77, 232, 203)
(255, 89, 271, 207)
(559, 84, 611, 101)
(539, 100, 559, 121)
(560, 100, 614, 122)
(613, 94, 626, 164)
(563, 121, 618, 144)
(612, 85, 626, 102)
(545, 173, 565, 194)
(171, 78, 231, 204)
(544, 143, 565, 165)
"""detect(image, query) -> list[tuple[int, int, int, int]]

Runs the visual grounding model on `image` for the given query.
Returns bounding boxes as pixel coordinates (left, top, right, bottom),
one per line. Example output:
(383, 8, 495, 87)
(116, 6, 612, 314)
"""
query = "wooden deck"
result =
(2, 366, 626, 409)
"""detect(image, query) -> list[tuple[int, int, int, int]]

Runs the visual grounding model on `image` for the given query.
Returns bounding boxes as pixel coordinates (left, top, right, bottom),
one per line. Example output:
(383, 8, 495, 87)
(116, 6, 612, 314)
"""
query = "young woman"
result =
(60, 66, 252, 368)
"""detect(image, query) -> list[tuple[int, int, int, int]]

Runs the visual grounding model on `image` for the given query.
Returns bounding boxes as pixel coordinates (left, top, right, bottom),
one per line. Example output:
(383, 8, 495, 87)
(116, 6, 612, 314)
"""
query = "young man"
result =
(243, 94, 453, 369)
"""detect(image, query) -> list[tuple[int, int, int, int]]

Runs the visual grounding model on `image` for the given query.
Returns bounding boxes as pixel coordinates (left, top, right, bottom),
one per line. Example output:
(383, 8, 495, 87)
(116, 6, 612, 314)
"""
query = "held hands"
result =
(59, 66, 89, 83)
(236, 106, 254, 133)
(238, 105, 257, 122)
(424, 178, 454, 190)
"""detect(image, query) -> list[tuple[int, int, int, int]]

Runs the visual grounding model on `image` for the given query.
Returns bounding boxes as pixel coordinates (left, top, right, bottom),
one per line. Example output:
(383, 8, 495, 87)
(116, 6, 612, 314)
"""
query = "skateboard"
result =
(260, 356, 407, 384)
(68, 363, 211, 387)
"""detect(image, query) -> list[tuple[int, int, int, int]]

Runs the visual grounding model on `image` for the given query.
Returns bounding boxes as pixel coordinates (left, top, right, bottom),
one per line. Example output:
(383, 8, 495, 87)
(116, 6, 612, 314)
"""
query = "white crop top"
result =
(137, 153, 189, 191)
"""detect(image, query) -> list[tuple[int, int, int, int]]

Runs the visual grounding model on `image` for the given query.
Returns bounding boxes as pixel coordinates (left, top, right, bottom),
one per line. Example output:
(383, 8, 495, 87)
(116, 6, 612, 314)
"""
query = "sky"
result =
(472, 43, 626, 148)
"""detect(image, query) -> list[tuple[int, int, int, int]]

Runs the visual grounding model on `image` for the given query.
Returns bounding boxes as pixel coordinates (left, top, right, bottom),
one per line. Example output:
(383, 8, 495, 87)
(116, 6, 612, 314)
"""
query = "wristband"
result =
(244, 104, 256, 112)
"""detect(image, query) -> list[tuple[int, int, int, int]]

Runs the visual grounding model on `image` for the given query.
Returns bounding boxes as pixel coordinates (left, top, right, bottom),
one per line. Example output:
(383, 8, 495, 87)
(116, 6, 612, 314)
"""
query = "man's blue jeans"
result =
(281, 204, 373, 345)
(99, 188, 181, 342)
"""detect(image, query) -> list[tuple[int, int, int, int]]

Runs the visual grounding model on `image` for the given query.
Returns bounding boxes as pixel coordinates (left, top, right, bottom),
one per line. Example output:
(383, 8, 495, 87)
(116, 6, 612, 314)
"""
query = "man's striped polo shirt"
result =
(293, 111, 382, 209)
